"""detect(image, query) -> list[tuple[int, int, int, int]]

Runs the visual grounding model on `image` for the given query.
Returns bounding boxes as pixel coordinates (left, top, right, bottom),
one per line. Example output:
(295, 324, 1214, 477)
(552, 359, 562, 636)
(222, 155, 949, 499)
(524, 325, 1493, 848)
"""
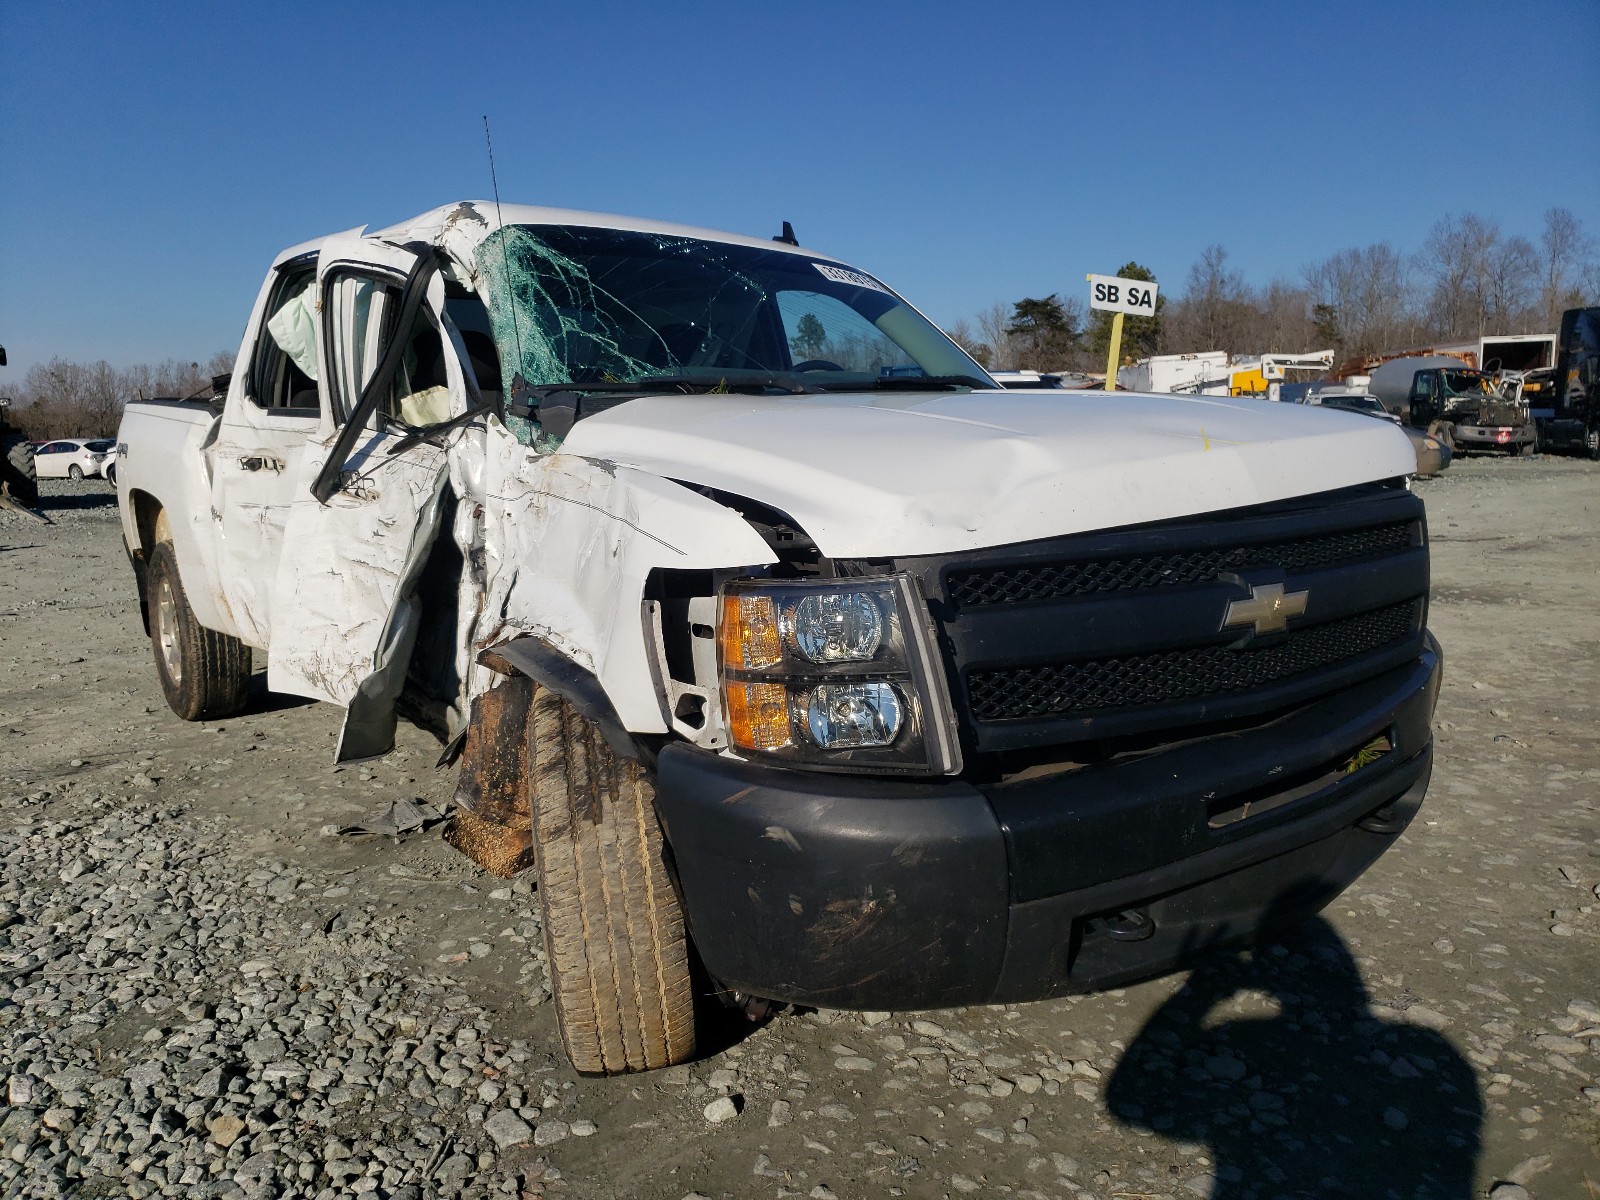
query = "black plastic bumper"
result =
(655, 640, 1441, 1010)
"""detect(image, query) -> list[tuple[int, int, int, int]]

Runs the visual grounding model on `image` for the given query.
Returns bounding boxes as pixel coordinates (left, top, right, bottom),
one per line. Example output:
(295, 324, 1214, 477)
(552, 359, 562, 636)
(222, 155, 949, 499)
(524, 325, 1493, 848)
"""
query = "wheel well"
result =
(128, 491, 167, 634)
(130, 489, 168, 553)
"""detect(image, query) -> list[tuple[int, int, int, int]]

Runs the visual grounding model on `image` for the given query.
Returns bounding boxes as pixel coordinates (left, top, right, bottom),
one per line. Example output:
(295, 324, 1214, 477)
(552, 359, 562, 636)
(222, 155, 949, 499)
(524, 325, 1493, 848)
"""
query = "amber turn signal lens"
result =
(720, 593, 782, 670)
(724, 681, 792, 751)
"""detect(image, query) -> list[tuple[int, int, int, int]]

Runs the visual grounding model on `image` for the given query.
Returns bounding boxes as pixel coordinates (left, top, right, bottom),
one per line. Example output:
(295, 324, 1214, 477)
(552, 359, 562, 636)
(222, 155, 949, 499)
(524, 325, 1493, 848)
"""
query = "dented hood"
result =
(559, 389, 1418, 559)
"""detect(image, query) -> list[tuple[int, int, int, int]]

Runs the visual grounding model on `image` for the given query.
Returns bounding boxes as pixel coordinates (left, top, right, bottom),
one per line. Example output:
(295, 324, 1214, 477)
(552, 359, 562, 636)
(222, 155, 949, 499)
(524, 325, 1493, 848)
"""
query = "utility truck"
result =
(116, 203, 1441, 1074)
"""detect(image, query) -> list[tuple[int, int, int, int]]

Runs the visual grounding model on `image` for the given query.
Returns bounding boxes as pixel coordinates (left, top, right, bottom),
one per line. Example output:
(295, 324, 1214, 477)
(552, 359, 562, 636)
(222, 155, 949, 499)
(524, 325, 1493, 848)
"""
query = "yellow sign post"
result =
(1102, 311, 1125, 392)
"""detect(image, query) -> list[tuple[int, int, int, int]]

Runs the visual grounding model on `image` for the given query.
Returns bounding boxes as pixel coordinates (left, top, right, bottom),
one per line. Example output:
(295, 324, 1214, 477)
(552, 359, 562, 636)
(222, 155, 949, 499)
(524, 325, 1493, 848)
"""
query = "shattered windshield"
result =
(473, 224, 990, 436)
(1440, 370, 1505, 399)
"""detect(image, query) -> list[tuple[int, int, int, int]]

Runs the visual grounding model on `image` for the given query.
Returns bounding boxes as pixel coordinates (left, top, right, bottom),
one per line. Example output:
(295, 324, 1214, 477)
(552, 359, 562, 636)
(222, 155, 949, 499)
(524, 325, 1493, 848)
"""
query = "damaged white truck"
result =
(116, 202, 1440, 1075)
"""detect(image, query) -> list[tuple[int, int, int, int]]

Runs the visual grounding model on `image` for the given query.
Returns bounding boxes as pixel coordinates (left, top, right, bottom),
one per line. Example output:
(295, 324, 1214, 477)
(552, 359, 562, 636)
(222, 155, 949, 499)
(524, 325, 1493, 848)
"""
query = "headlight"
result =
(788, 592, 883, 663)
(718, 575, 959, 775)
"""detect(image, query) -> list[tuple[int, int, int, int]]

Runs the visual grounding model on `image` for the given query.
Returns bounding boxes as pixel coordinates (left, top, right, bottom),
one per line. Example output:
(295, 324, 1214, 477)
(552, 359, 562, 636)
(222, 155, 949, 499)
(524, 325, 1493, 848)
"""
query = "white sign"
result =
(814, 262, 890, 294)
(1086, 273, 1158, 317)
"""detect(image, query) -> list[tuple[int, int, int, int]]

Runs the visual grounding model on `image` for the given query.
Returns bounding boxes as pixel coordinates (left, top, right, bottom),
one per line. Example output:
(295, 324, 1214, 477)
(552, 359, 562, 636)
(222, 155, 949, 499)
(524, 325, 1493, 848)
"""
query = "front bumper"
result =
(656, 639, 1441, 1010)
(1533, 418, 1594, 453)
(1453, 425, 1531, 451)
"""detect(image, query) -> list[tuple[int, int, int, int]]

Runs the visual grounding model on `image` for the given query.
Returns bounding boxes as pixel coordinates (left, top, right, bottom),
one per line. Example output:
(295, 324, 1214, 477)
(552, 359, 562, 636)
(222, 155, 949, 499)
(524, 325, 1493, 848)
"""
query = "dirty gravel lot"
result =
(2, 458, 1597, 1200)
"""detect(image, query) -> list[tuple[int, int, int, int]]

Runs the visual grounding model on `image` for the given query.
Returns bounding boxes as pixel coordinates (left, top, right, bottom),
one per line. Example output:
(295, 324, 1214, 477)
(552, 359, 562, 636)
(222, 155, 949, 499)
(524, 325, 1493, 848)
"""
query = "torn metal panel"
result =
(435, 431, 491, 743)
(334, 797, 446, 838)
(203, 409, 311, 649)
(468, 421, 775, 734)
(267, 433, 452, 760)
(444, 677, 535, 878)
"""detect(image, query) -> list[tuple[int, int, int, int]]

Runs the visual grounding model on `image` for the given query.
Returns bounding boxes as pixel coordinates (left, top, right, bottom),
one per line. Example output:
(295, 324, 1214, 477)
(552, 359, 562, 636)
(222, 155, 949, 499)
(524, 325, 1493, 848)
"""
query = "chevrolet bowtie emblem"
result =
(1221, 583, 1309, 637)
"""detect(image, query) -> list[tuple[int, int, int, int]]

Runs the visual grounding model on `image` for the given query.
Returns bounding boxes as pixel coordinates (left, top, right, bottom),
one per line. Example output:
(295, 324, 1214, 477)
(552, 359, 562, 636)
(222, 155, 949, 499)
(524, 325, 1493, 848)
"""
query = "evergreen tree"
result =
(1006, 295, 1079, 370)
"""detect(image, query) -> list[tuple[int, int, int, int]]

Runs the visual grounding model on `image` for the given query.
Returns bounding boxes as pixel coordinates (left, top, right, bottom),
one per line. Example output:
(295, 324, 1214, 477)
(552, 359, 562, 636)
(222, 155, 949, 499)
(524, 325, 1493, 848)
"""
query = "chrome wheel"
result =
(155, 573, 183, 686)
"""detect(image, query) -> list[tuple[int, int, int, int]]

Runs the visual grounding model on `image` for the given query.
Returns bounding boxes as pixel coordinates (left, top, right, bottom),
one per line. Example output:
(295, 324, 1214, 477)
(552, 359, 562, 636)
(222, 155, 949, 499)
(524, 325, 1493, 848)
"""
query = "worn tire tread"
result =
(148, 540, 252, 722)
(1, 432, 38, 508)
(530, 687, 695, 1074)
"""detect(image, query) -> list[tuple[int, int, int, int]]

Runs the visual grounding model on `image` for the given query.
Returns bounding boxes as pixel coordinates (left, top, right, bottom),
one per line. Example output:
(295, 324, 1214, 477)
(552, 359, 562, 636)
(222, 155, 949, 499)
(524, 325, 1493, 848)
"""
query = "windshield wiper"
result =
(506, 372, 821, 439)
(866, 374, 994, 391)
(514, 373, 817, 404)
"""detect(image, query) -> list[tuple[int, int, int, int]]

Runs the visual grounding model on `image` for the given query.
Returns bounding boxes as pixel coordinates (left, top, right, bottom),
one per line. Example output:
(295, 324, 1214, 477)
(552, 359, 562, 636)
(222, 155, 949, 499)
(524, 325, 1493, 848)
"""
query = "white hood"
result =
(559, 389, 1418, 559)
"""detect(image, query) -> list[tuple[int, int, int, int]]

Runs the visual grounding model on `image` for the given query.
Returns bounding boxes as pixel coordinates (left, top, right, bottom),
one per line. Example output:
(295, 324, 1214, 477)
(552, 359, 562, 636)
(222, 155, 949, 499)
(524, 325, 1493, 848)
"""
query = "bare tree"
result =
(1538, 207, 1596, 329)
(1190, 245, 1255, 351)
(1304, 243, 1413, 357)
(12, 351, 236, 439)
(944, 318, 991, 367)
(1056, 294, 1088, 368)
(1482, 235, 1539, 331)
(1159, 245, 1261, 354)
(22, 360, 99, 438)
(81, 360, 125, 436)
(1415, 213, 1506, 339)
(975, 302, 1016, 370)
(1253, 280, 1320, 353)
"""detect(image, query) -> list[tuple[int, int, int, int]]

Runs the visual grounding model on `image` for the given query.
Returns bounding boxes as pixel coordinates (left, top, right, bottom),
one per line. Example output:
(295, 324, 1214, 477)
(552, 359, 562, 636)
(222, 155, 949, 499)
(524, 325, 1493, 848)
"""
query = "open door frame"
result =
(266, 236, 462, 761)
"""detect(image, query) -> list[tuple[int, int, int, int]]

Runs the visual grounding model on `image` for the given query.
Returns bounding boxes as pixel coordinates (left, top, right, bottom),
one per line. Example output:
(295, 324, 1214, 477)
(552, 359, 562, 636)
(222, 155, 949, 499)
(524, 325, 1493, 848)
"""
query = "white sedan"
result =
(33, 438, 113, 481)
(87, 438, 120, 484)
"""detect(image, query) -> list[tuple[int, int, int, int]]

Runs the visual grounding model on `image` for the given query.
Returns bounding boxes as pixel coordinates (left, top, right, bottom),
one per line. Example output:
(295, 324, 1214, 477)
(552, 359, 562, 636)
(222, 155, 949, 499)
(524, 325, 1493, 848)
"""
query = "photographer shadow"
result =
(1106, 905, 1481, 1199)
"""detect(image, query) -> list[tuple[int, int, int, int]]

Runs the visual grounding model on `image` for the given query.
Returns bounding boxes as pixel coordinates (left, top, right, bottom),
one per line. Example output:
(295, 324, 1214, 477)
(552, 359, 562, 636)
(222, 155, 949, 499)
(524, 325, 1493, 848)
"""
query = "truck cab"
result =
(117, 202, 1440, 1075)
(1407, 366, 1536, 455)
(1535, 307, 1600, 458)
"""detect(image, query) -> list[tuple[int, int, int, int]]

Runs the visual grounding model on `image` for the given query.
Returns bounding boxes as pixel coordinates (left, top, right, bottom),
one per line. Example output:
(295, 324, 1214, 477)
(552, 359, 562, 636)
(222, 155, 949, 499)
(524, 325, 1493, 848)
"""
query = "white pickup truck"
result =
(117, 202, 1440, 1075)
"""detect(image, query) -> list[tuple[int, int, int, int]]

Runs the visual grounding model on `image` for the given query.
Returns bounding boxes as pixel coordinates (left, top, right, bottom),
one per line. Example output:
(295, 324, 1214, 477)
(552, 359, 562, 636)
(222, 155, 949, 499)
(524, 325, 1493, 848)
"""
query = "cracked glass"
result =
(473, 224, 990, 444)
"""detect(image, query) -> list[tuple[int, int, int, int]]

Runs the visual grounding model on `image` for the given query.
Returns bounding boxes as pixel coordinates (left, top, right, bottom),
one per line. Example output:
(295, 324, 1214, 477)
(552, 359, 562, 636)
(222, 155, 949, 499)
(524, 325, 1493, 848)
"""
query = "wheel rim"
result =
(155, 574, 183, 686)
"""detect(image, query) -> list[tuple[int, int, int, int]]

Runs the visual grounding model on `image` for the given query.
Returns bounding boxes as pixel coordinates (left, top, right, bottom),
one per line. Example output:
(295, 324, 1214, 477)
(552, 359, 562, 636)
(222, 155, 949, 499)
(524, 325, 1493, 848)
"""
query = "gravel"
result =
(0, 785, 568, 1198)
(3, 458, 1597, 1198)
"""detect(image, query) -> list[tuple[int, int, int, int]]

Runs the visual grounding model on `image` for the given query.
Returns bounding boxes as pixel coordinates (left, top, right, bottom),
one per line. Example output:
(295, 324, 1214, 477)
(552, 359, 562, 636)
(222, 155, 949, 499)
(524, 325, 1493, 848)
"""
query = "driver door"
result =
(267, 235, 464, 761)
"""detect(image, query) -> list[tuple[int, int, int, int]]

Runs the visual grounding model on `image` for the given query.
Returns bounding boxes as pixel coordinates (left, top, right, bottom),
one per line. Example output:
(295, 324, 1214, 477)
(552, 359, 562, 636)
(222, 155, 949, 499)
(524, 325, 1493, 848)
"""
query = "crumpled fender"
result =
(468, 421, 776, 734)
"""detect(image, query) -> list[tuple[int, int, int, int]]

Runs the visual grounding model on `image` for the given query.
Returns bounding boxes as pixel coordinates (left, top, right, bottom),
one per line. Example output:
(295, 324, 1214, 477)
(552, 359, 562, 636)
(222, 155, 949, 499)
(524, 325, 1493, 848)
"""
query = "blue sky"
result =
(3, 0, 1597, 379)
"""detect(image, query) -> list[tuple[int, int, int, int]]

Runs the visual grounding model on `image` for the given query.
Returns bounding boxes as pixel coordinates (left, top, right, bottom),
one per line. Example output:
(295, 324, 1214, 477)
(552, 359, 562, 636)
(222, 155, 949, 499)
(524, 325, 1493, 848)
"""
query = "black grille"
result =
(947, 520, 1418, 608)
(967, 600, 1421, 722)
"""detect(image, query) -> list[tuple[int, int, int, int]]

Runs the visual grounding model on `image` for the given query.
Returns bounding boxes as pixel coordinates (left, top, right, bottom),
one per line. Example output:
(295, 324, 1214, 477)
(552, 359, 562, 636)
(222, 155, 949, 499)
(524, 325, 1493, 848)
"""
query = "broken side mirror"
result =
(209, 372, 232, 414)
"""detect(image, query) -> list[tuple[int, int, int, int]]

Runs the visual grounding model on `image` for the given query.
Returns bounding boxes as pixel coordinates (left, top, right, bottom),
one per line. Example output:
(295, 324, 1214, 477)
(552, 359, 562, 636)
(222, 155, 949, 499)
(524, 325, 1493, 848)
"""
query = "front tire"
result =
(147, 540, 252, 721)
(529, 685, 696, 1074)
(1, 433, 37, 507)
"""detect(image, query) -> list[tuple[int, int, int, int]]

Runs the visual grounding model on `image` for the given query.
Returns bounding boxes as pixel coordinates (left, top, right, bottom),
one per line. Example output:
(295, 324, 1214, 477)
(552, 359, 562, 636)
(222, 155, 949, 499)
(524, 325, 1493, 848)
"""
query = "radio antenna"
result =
(483, 115, 527, 400)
